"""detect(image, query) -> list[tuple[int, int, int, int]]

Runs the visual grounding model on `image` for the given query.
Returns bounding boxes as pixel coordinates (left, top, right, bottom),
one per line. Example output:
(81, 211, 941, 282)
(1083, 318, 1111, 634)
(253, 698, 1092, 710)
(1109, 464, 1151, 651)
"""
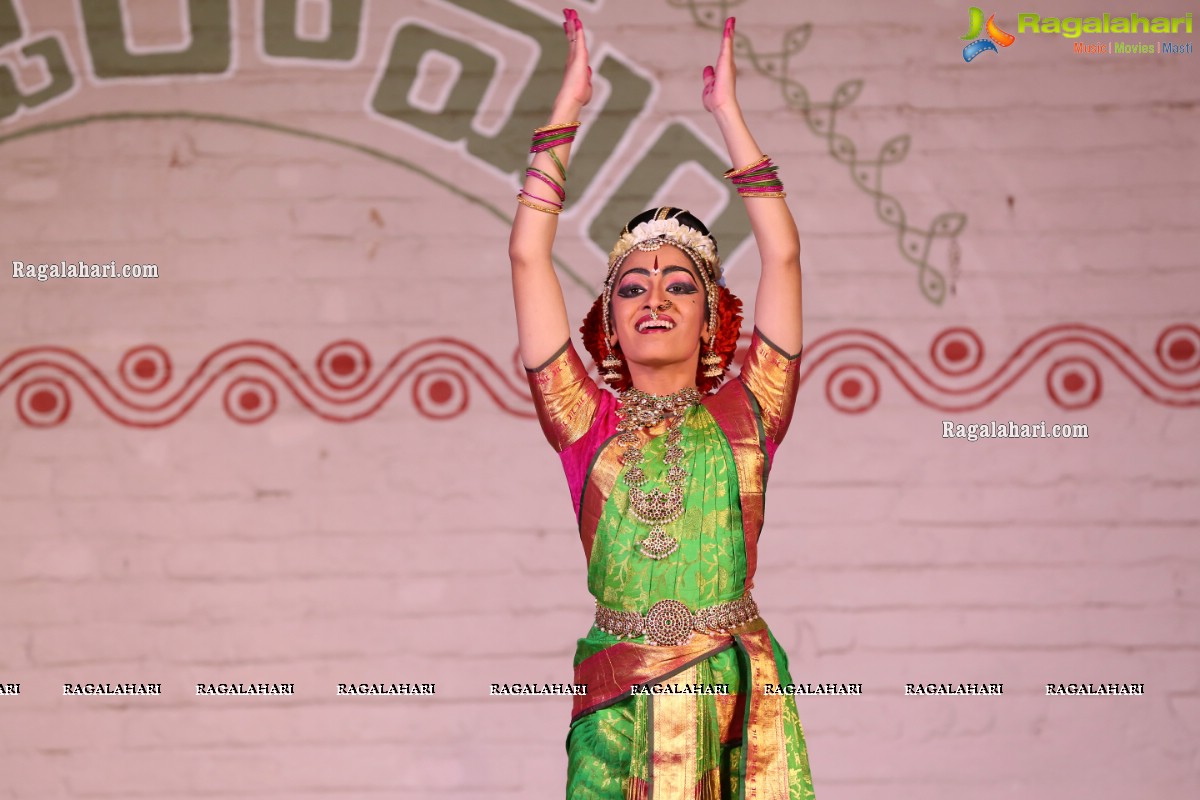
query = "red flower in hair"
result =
(580, 284, 744, 393)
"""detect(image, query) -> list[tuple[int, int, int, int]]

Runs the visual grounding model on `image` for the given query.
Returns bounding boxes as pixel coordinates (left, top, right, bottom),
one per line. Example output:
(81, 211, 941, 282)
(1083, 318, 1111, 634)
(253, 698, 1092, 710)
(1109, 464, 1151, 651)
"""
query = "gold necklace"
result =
(615, 385, 702, 559)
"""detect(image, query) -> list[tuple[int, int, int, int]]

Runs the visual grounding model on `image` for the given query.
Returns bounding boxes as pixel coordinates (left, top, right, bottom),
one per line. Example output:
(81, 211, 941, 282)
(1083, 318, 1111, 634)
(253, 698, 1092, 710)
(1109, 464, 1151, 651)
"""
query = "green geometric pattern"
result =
(670, 0, 967, 305)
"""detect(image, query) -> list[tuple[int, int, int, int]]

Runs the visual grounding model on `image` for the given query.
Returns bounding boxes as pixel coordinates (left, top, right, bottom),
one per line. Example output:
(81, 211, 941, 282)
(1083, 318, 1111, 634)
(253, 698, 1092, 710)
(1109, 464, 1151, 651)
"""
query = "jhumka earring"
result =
(600, 280, 624, 383)
(700, 321, 723, 378)
(601, 344, 624, 384)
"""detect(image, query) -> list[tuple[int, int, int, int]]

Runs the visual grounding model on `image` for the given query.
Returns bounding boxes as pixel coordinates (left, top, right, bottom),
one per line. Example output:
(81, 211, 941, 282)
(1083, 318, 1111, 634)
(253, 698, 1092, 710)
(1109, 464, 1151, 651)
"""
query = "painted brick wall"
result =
(1, 1, 1197, 798)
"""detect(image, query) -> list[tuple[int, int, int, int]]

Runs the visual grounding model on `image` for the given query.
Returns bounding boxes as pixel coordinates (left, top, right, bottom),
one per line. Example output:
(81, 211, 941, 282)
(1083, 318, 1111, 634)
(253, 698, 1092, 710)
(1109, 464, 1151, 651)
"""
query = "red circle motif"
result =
(17, 379, 71, 427)
(1154, 324, 1200, 374)
(930, 328, 984, 376)
(222, 377, 277, 424)
(825, 365, 879, 414)
(118, 345, 171, 393)
(413, 370, 467, 420)
(316, 340, 371, 390)
(1046, 357, 1101, 410)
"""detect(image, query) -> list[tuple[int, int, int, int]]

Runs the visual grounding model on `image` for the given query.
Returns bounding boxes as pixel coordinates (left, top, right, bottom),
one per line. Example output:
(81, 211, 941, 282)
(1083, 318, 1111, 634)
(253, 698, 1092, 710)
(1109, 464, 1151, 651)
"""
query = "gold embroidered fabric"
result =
(650, 664, 700, 796)
(739, 326, 803, 446)
(525, 338, 602, 453)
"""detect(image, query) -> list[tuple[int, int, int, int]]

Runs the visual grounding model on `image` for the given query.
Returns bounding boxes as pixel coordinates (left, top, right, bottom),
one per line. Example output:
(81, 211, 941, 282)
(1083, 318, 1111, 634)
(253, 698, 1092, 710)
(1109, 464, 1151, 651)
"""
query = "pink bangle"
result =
(530, 137, 577, 154)
(731, 172, 780, 184)
(519, 189, 563, 209)
(526, 169, 566, 200)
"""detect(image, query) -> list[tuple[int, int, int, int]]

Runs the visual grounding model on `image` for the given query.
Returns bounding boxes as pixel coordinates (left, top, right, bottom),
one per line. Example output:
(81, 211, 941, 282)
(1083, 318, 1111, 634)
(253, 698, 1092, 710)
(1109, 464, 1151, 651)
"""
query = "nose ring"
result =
(650, 299, 672, 320)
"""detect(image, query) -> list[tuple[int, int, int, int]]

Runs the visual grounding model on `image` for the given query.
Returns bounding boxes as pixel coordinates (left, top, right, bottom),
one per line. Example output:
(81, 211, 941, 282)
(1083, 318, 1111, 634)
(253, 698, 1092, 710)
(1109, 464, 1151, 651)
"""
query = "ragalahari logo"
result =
(962, 7, 1016, 61)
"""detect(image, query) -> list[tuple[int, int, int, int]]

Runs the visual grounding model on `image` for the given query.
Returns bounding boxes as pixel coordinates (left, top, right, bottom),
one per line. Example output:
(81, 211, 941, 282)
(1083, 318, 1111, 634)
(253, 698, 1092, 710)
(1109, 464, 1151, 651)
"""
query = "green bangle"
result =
(533, 131, 576, 146)
(548, 148, 568, 181)
(738, 166, 779, 179)
(528, 166, 563, 188)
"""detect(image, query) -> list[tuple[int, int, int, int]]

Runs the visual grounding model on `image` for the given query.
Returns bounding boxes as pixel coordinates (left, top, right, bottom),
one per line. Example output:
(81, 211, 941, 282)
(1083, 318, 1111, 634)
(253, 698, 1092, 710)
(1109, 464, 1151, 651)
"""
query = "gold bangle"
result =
(533, 120, 582, 134)
(516, 192, 562, 215)
(741, 191, 787, 199)
(724, 154, 770, 179)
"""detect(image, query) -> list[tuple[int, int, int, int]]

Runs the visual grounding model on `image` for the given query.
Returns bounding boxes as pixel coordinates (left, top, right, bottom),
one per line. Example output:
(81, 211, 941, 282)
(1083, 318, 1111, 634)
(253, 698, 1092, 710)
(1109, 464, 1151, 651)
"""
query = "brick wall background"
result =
(1, 1, 1197, 798)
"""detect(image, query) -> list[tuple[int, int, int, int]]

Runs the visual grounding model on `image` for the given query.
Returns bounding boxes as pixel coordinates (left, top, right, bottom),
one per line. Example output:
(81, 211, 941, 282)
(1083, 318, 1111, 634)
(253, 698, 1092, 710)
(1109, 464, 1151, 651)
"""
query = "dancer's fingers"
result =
(573, 15, 588, 56)
(720, 17, 735, 62)
(564, 9, 577, 43)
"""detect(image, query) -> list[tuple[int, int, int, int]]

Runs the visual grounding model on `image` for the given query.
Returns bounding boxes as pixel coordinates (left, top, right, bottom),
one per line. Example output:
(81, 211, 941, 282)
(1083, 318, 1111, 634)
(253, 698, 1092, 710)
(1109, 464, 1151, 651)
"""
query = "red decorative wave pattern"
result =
(1, 324, 1197, 426)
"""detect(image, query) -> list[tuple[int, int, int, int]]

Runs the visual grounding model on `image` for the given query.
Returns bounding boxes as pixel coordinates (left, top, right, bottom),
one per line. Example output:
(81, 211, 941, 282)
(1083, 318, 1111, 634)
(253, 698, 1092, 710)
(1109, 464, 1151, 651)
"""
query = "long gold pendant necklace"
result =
(615, 385, 702, 559)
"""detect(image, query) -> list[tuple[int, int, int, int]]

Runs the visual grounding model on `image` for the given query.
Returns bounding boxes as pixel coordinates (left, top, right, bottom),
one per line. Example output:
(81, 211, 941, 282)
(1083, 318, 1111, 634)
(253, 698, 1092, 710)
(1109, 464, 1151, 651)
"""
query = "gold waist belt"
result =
(594, 593, 760, 646)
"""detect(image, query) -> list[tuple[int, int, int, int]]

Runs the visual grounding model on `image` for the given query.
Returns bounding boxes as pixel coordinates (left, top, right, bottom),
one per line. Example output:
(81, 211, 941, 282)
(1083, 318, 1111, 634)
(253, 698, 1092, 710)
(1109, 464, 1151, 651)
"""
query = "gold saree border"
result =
(578, 432, 624, 565)
(716, 690, 746, 745)
(573, 619, 791, 798)
(702, 382, 765, 594)
(649, 664, 699, 797)
(735, 625, 789, 800)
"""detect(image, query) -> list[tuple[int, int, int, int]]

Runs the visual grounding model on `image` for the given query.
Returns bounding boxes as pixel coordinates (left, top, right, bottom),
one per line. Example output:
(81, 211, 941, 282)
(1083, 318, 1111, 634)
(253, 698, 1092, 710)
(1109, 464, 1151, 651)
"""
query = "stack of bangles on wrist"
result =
(724, 154, 786, 199)
(516, 121, 580, 215)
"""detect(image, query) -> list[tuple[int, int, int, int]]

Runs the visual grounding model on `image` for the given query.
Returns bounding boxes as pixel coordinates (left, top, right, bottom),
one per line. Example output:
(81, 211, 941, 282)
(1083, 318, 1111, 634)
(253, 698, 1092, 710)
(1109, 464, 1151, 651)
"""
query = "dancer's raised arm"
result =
(509, 8, 593, 371)
(703, 17, 804, 357)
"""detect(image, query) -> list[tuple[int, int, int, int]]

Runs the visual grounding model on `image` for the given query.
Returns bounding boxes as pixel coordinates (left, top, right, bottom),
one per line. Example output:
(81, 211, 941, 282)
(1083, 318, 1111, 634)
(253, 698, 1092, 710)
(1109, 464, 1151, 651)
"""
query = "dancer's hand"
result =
(556, 8, 592, 109)
(702, 17, 738, 115)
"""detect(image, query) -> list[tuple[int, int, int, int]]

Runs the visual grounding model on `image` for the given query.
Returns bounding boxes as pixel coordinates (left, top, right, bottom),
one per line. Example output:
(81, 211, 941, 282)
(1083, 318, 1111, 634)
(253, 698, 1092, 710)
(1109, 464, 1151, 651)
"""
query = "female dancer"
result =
(509, 9, 814, 799)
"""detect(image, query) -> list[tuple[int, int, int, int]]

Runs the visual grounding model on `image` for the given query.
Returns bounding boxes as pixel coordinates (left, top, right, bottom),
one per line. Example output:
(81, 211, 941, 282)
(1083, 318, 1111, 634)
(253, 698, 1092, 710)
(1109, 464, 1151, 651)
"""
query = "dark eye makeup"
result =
(616, 280, 698, 298)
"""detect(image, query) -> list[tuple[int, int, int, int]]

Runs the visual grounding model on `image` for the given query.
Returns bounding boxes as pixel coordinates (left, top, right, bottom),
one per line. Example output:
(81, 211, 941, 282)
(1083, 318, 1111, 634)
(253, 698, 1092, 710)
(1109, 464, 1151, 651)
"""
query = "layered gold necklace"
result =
(615, 385, 703, 559)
